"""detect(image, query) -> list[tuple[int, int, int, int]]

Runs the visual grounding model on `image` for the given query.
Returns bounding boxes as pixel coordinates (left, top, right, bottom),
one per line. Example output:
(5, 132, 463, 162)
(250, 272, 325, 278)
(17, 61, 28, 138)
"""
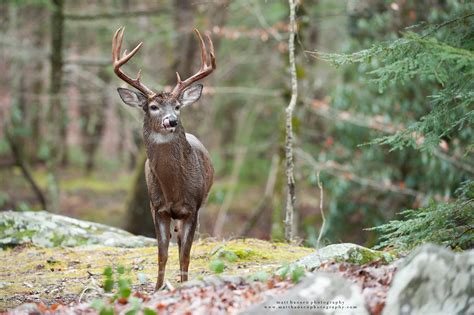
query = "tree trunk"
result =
(27, 7, 47, 163)
(125, 151, 155, 236)
(284, 0, 298, 242)
(46, 0, 65, 212)
(125, 0, 198, 236)
(80, 68, 108, 174)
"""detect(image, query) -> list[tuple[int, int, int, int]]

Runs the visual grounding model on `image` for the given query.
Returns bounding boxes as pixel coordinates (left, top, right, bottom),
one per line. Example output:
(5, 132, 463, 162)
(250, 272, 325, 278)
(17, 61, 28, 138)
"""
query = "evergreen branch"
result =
(307, 98, 474, 175)
(420, 12, 474, 38)
(367, 181, 474, 250)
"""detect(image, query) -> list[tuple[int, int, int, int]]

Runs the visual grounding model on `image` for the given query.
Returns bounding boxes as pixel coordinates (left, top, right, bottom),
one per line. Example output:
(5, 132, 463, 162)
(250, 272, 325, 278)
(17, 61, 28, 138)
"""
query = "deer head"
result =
(112, 26, 216, 135)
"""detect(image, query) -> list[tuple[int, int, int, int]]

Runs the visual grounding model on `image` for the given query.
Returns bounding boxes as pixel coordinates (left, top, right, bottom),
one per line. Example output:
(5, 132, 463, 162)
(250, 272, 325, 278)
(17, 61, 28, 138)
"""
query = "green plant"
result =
(290, 266, 306, 284)
(209, 259, 225, 274)
(275, 264, 306, 283)
(275, 264, 290, 279)
(367, 180, 473, 250)
(90, 299, 114, 315)
(143, 308, 158, 315)
(89, 265, 158, 315)
(310, 2, 473, 246)
(102, 265, 132, 299)
(215, 249, 239, 262)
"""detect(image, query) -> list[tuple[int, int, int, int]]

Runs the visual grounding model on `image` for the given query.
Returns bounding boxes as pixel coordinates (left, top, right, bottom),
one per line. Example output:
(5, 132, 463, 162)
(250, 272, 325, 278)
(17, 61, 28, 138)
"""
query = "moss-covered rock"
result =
(287, 243, 396, 272)
(0, 211, 155, 248)
(384, 244, 473, 315)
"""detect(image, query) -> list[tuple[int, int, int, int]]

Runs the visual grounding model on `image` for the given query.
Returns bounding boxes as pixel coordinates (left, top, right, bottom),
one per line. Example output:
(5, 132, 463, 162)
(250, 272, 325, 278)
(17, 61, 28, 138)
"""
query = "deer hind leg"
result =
(152, 206, 171, 291)
(176, 220, 183, 258)
(177, 212, 198, 283)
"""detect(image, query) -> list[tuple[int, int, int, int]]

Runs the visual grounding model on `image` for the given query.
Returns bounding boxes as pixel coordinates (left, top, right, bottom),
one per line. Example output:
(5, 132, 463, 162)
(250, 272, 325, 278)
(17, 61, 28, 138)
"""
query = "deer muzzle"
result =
(163, 115, 178, 130)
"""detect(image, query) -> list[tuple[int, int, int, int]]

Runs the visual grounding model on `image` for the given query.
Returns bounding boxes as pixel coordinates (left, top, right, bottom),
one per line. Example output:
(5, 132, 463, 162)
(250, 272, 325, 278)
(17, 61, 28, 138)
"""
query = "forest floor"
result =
(0, 238, 314, 311)
(66, 259, 395, 315)
(1, 240, 397, 315)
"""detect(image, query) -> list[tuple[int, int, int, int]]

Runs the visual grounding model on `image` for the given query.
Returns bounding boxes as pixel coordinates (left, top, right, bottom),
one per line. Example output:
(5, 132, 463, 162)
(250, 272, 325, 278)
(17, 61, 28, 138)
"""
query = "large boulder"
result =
(0, 210, 155, 248)
(286, 243, 395, 272)
(383, 244, 473, 315)
(242, 272, 369, 315)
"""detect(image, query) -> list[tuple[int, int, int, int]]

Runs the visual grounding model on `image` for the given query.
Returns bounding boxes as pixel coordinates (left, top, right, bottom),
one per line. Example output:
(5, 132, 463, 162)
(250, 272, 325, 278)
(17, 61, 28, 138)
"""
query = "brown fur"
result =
(141, 92, 214, 290)
(112, 26, 216, 290)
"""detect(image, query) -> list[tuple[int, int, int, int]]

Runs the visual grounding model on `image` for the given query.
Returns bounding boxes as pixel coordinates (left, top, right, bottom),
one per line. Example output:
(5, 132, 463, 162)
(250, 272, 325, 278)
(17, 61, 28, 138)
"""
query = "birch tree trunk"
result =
(284, 0, 298, 242)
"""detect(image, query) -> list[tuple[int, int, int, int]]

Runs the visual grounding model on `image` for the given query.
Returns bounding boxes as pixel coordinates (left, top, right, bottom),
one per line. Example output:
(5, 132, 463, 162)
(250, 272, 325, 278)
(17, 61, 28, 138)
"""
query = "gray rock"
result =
(180, 279, 207, 288)
(241, 272, 369, 315)
(0, 210, 156, 248)
(180, 275, 246, 289)
(9, 303, 40, 313)
(285, 243, 395, 272)
(383, 244, 474, 315)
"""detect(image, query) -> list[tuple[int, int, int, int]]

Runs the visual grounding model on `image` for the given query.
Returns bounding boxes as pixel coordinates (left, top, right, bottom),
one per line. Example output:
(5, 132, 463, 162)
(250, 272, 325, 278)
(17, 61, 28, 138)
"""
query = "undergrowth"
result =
(367, 180, 473, 251)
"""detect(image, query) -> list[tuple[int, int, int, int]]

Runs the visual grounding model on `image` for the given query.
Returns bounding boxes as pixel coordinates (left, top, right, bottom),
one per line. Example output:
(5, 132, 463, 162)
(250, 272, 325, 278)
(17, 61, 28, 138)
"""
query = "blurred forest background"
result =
(0, 0, 472, 248)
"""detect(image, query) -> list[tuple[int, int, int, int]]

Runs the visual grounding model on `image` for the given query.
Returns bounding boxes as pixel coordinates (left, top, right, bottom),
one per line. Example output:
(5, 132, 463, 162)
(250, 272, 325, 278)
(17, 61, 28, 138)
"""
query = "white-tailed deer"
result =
(112, 26, 215, 290)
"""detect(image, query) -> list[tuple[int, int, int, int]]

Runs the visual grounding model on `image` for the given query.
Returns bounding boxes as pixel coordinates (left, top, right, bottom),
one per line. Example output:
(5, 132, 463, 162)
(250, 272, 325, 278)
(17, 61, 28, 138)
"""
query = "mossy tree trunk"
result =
(45, 0, 65, 212)
(125, 151, 155, 236)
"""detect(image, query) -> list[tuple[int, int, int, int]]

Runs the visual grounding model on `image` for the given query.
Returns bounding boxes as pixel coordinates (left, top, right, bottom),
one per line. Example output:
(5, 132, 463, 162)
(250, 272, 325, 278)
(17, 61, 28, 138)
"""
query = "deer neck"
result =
(143, 123, 192, 167)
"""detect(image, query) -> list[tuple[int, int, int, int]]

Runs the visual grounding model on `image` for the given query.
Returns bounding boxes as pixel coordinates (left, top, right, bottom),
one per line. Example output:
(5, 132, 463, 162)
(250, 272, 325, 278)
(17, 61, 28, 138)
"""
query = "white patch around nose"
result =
(150, 131, 175, 144)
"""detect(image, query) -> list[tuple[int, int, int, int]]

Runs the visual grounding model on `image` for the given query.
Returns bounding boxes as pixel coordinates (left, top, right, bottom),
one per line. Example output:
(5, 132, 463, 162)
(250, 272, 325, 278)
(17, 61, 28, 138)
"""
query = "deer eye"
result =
(150, 105, 158, 111)
(175, 105, 180, 111)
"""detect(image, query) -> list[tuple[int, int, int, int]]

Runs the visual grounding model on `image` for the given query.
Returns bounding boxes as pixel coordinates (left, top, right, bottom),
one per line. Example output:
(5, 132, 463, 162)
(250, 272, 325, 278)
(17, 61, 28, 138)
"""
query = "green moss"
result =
(213, 245, 265, 261)
(0, 219, 37, 246)
(336, 246, 395, 265)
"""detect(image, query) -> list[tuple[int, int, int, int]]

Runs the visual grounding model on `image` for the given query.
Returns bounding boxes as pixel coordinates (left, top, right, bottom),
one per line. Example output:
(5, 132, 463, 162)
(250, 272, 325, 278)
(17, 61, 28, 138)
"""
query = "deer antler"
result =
(112, 26, 156, 98)
(171, 29, 216, 99)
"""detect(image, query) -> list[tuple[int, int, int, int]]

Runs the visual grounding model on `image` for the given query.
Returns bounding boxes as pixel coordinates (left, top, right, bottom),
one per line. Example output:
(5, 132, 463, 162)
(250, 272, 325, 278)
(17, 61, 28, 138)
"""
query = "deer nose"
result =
(163, 115, 178, 129)
(169, 118, 178, 127)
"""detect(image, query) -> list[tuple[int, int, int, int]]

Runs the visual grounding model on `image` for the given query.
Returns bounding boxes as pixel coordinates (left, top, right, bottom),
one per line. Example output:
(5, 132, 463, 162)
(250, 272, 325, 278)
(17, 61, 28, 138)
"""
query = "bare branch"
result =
(64, 9, 166, 21)
(4, 130, 47, 209)
(296, 149, 436, 201)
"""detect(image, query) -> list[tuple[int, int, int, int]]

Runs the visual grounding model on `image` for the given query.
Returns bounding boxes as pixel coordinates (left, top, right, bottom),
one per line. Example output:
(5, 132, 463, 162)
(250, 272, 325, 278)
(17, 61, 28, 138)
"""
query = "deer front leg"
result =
(177, 212, 198, 283)
(152, 207, 171, 291)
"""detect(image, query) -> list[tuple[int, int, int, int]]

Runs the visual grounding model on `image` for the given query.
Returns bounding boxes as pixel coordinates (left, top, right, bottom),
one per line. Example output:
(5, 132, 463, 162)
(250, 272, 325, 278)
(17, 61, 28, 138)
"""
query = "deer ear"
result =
(117, 88, 147, 108)
(179, 84, 203, 107)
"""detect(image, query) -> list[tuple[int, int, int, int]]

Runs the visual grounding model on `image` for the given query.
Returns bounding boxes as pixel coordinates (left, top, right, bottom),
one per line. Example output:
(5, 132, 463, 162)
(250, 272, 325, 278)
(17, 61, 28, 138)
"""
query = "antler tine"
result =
(206, 32, 216, 70)
(195, 29, 208, 69)
(171, 28, 217, 98)
(112, 26, 155, 98)
(116, 42, 143, 67)
(112, 26, 123, 62)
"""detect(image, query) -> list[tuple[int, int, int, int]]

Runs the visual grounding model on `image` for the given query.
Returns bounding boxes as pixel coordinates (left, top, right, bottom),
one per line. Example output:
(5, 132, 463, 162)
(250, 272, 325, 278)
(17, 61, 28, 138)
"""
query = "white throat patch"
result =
(150, 131, 176, 144)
